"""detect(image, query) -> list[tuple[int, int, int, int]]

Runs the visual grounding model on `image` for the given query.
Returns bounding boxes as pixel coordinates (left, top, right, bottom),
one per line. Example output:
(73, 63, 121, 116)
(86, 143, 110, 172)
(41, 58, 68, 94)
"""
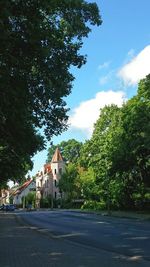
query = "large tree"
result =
(0, 0, 101, 184)
(80, 75, 150, 209)
(59, 162, 80, 202)
(110, 75, 150, 207)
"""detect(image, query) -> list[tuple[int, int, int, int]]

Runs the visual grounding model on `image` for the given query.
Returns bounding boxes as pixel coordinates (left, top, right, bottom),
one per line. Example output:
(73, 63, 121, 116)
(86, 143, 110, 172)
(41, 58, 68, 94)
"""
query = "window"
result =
(54, 169, 57, 174)
(55, 192, 57, 199)
(54, 180, 57, 186)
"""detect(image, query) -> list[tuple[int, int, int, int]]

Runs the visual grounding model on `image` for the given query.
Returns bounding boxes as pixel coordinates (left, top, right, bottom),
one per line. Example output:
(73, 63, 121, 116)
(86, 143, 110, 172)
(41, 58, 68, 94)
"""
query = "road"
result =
(0, 210, 150, 267)
(19, 210, 150, 264)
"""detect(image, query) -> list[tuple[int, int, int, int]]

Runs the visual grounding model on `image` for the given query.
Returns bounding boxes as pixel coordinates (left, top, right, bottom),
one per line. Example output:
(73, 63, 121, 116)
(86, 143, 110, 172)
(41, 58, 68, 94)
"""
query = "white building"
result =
(13, 179, 36, 206)
(36, 148, 65, 208)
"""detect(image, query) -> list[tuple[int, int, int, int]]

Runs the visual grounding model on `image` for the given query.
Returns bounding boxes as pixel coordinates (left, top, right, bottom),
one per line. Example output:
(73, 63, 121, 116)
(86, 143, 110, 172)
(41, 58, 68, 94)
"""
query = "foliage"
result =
(57, 76, 150, 211)
(78, 167, 100, 201)
(40, 195, 60, 208)
(109, 76, 150, 208)
(26, 191, 36, 207)
(0, 0, 101, 184)
(40, 196, 51, 208)
(79, 75, 150, 210)
(59, 163, 81, 201)
(81, 200, 106, 210)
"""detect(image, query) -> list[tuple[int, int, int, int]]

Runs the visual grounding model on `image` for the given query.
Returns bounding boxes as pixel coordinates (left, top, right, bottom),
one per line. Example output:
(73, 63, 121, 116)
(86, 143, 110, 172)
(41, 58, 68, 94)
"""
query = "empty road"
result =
(19, 210, 150, 265)
(0, 210, 150, 267)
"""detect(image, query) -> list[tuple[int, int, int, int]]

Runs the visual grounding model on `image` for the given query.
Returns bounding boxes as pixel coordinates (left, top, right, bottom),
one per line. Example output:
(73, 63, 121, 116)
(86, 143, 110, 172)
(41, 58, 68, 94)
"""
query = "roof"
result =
(51, 147, 63, 162)
(13, 179, 34, 196)
(44, 163, 52, 174)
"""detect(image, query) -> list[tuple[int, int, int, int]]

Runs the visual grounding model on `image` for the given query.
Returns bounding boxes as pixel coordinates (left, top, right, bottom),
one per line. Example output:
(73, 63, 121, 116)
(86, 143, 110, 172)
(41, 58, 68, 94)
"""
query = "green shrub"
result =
(81, 200, 106, 211)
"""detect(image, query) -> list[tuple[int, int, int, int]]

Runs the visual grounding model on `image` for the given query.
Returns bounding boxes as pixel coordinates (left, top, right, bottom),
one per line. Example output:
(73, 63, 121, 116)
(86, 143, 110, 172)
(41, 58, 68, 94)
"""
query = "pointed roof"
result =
(13, 179, 34, 196)
(51, 147, 63, 162)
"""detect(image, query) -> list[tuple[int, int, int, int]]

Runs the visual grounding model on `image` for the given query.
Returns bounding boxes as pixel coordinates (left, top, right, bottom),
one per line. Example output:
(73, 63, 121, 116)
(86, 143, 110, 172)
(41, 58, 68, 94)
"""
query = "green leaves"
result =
(0, 0, 101, 184)
(79, 75, 150, 209)
(59, 163, 80, 200)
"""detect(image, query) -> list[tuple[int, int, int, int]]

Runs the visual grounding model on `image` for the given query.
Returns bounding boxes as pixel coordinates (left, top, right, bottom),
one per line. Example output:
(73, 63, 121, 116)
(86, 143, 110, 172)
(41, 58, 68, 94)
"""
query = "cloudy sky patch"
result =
(69, 90, 126, 136)
(118, 45, 150, 85)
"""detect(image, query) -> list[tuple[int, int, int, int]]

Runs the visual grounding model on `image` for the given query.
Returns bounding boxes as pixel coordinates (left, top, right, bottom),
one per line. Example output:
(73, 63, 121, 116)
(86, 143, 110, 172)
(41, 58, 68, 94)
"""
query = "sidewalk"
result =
(70, 209, 150, 220)
(106, 210, 150, 220)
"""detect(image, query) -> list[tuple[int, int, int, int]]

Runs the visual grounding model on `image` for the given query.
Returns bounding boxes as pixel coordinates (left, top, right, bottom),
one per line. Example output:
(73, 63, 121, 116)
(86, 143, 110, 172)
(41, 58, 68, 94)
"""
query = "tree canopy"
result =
(53, 76, 150, 211)
(79, 75, 150, 209)
(0, 0, 101, 185)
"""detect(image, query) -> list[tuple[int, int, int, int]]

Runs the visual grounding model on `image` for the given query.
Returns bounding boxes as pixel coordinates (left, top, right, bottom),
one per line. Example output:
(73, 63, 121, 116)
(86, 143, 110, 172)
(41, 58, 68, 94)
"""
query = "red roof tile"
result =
(13, 179, 33, 195)
(44, 163, 52, 174)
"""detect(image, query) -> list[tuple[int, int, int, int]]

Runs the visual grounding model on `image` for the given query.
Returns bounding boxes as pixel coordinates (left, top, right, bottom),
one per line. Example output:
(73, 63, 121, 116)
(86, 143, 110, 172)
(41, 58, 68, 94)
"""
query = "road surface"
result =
(0, 210, 150, 266)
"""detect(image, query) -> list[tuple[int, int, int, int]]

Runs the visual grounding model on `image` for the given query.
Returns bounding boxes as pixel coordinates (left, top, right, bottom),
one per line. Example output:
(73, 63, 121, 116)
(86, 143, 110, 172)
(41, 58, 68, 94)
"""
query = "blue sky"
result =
(29, 0, 150, 176)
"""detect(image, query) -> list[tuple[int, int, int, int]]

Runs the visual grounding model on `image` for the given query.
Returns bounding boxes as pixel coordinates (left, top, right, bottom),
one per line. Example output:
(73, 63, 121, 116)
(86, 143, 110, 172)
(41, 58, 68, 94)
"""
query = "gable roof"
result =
(51, 147, 63, 162)
(13, 179, 34, 195)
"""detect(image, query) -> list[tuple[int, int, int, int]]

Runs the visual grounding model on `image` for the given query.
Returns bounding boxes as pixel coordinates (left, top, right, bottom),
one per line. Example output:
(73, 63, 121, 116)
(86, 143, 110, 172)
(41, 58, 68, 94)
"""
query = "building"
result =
(36, 148, 65, 208)
(13, 179, 36, 206)
(0, 189, 10, 205)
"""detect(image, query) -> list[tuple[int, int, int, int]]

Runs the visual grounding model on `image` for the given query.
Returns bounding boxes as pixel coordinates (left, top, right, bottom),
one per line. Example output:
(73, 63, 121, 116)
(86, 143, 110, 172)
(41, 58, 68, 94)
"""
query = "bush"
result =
(40, 196, 51, 208)
(81, 200, 106, 211)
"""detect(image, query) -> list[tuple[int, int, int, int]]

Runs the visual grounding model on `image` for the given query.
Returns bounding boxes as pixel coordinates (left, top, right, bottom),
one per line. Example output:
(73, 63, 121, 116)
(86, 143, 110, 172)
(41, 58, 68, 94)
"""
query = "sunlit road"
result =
(17, 210, 150, 265)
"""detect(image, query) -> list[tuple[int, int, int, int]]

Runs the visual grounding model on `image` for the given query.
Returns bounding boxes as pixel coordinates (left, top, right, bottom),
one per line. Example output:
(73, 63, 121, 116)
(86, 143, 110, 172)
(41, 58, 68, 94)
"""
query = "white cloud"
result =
(118, 45, 150, 85)
(98, 61, 111, 70)
(69, 90, 126, 137)
(127, 49, 135, 59)
(99, 70, 114, 85)
(99, 75, 109, 85)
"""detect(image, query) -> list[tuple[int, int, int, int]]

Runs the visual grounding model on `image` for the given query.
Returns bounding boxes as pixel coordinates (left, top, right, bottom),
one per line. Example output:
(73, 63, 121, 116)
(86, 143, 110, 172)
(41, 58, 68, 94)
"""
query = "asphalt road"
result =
(17, 210, 150, 266)
(1, 210, 150, 266)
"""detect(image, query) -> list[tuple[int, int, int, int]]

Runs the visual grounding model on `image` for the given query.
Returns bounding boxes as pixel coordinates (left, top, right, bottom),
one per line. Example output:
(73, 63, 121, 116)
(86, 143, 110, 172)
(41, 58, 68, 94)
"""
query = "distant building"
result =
(13, 179, 36, 206)
(0, 189, 10, 205)
(36, 148, 65, 208)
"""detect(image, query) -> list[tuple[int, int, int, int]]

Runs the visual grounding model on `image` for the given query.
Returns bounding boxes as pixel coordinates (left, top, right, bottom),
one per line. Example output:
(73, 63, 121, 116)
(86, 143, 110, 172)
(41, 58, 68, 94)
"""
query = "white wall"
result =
(13, 181, 36, 205)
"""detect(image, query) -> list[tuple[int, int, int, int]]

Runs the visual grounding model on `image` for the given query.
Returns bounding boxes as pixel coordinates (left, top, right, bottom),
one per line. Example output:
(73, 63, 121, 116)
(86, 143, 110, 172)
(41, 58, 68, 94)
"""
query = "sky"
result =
(29, 0, 150, 176)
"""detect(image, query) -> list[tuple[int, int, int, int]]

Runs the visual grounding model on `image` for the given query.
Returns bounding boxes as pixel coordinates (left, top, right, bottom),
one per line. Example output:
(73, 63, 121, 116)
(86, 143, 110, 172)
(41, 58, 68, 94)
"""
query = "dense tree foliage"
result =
(79, 75, 150, 210)
(0, 0, 101, 185)
(59, 163, 80, 202)
(60, 75, 150, 211)
(47, 139, 83, 163)
(25, 191, 36, 207)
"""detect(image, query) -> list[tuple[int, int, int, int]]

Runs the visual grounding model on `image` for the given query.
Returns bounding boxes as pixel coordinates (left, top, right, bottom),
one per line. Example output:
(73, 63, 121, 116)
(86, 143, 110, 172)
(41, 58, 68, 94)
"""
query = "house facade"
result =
(13, 179, 36, 206)
(36, 148, 65, 208)
(0, 189, 10, 205)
